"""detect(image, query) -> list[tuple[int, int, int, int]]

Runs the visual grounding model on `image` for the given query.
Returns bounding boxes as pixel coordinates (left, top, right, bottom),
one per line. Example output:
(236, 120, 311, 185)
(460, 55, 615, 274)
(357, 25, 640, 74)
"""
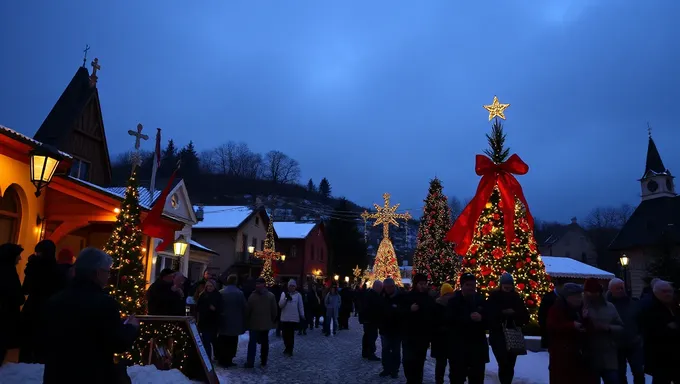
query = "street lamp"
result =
(344, 276, 350, 283)
(334, 274, 339, 282)
(620, 254, 629, 267)
(29, 144, 63, 197)
(247, 245, 255, 254)
(620, 254, 630, 293)
(173, 235, 189, 257)
(280, 254, 286, 262)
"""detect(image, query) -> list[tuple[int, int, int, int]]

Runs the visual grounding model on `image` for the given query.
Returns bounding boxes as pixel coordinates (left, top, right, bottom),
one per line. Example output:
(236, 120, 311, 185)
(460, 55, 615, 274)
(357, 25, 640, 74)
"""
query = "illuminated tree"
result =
(413, 178, 460, 287)
(446, 98, 552, 320)
(104, 170, 146, 316)
(373, 239, 402, 286)
(255, 219, 281, 287)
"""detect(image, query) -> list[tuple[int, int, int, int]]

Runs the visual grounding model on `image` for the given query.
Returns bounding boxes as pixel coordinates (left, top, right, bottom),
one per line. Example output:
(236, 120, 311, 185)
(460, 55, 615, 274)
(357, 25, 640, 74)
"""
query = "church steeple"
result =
(639, 130, 675, 201)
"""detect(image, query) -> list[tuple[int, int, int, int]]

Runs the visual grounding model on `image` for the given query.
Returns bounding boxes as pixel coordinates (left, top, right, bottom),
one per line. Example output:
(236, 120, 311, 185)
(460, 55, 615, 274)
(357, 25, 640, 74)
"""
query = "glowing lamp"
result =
(281, 254, 286, 262)
(29, 144, 63, 197)
(247, 245, 255, 254)
(344, 276, 350, 283)
(173, 235, 189, 256)
(334, 274, 339, 281)
(620, 254, 629, 267)
(114, 208, 121, 214)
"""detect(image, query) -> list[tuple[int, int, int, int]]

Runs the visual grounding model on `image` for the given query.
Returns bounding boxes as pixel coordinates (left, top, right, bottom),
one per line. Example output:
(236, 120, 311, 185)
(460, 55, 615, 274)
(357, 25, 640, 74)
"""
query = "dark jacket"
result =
(401, 289, 436, 344)
(640, 295, 680, 377)
(430, 293, 453, 358)
(42, 277, 138, 384)
(22, 253, 64, 316)
(339, 287, 354, 313)
(537, 290, 557, 348)
(0, 244, 24, 349)
(197, 290, 223, 333)
(447, 291, 489, 363)
(485, 289, 530, 348)
(606, 292, 642, 348)
(147, 279, 185, 315)
(359, 288, 382, 325)
(378, 291, 403, 337)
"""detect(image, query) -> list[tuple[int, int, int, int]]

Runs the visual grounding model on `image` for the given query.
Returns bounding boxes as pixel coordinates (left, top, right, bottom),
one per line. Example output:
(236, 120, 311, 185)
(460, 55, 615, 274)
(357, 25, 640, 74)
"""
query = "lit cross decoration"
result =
(254, 220, 283, 286)
(353, 265, 362, 283)
(483, 95, 510, 121)
(128, 123, 149, 167)
(362, 193, 412, 240)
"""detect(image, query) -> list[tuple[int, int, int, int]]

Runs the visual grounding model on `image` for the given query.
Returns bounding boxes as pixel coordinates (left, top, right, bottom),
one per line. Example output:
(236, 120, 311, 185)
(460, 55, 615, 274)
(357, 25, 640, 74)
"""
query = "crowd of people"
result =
(1, 239, 679, 384)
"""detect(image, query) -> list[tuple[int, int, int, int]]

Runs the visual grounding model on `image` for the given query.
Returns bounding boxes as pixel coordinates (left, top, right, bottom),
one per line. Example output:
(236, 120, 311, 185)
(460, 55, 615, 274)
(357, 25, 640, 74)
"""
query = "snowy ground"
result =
(0, 316, 653, 384)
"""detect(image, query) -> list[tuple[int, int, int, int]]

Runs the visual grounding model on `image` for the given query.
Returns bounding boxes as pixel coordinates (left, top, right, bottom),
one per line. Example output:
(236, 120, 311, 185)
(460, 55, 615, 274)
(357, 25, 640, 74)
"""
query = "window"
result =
(0, 187, 21, 244)
(69, 158, 91, 181)
(252, 238, 257, 250)
(291, 245, 297, 258)
(310, 244, 314, 260)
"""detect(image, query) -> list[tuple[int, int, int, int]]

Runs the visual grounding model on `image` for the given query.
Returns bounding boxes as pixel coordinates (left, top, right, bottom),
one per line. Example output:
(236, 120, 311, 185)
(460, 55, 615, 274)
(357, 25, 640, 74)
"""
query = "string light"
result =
(254, 219, 282, 287)
(413, 177, 460, 287)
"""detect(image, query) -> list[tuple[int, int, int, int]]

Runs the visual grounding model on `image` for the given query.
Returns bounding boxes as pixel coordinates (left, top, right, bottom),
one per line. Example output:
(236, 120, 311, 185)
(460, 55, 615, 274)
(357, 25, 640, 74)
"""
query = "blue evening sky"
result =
(1, 1, 678, 222)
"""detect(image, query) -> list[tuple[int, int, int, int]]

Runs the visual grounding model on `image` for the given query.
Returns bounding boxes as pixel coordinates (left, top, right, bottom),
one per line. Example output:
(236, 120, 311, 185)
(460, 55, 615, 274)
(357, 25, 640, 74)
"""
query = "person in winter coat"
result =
(0, 243, 24, 365)
(339, 283, 354, 330)
(448, 273, 489, 384)
(485, 273, 530, 384)
(298, 284, 311, 336)
(42, 248, 140, 384)
(271, 283, 283, 337)
(582, 278, 625, 383)
(279, 279, 305, 356)
(537, 281, 563, 349)
(304, 283, 319, 331)
(197, 279, 222, 360)
(20, 239, 64, 363)
(378, 278, 402, 379)
(431, 283, 455, 384)
(401, 273, 436, 384)
(640, 280, 680, 383)
(245, 277, 278, 368)
(547, 282, 598, 384)
(216, 274, 247, 367)
(147, 268, 185, 315)
(606, 278, 645, 384)
(324, 285, 341, 336)
(360, 280, 383, 361)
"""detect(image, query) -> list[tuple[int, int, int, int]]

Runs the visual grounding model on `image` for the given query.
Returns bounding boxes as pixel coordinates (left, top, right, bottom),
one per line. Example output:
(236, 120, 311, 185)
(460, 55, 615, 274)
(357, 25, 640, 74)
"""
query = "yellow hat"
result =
(440, 283, 454, 296)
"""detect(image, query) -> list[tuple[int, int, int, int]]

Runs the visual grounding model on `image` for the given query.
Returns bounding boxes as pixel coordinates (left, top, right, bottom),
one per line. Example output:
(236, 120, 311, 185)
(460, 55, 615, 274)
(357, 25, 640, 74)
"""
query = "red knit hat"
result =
(583, 278, 602, 293)
(57, 248, 74, 264)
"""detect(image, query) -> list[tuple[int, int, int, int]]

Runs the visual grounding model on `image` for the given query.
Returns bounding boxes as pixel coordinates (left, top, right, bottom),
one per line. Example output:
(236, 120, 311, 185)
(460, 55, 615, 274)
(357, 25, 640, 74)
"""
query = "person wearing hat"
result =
(377, 278, 402, 379)
(146, 268, 184, 315)
(485, 273, 530, 384)
(431, 282, 455, 384)
(400, 273, 436, 383)
(581, 278, 624, 383)
(547, 282, 597, 384)
(279, 279, 305, 356)
(244, 277, 277, 368)
(448, 272, 489, 384)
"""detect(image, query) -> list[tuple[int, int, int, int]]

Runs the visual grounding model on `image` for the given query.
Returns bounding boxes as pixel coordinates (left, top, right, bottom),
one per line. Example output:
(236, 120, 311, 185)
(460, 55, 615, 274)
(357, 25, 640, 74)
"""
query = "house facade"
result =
(539, 217, 598, 266)
(274, 221, 328, 284)
(610, 135, 679, 297)
(191, 205, 270, 278)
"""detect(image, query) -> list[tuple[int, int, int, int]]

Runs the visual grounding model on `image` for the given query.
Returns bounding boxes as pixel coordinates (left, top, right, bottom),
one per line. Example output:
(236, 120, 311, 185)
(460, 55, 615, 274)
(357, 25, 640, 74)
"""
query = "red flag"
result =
(141, 166, 178, 252)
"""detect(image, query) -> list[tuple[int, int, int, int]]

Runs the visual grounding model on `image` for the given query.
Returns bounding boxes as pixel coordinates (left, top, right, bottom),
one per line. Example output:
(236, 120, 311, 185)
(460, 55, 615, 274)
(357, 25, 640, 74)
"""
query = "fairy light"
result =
(254, 219, 282, 287)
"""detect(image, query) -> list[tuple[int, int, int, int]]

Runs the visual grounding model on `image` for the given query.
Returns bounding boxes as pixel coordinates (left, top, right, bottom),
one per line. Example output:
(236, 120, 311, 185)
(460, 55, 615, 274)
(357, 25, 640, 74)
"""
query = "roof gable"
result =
(160, 180, 197, 224)
(643, 137, 668, 177)
(609, 196, 680, 250)
(274, 222, 318, 239)
(542, 255, 614, 280)
(193, 205, 254, 229)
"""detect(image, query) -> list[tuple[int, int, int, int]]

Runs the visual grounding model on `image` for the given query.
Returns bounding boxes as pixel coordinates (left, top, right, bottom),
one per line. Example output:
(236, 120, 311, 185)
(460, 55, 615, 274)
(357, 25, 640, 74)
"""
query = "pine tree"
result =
(307, 178, 316, 193)
(451, 118, 551, 320)
(319, 177, 331, 198)
(413, 178, 459, 287)
(160, 139, 177, 177)
(179, 141, 200, 185)
(373, 238, 402, 286)
(255, 219, 280, 287)
(327, 198, 367, 277)
(103, 170, 146, 317)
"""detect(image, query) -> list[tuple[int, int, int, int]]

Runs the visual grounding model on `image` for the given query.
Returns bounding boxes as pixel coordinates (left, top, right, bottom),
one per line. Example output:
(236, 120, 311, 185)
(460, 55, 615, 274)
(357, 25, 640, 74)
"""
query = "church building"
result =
(609, 133, 679, 296)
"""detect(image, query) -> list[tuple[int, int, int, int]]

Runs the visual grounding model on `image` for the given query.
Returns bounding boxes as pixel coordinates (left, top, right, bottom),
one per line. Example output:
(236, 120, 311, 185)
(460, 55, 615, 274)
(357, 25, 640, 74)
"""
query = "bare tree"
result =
(199, 149, 218, 173)
(263, 150, 301, 184)
(206, 142, 263, 177)
(449, 196, 472, 222)
(584, 204, 634, 230)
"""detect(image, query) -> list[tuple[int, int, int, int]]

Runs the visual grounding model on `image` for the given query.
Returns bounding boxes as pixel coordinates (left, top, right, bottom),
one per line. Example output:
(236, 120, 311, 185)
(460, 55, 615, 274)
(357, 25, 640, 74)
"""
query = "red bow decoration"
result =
(445, 153, 534, 254)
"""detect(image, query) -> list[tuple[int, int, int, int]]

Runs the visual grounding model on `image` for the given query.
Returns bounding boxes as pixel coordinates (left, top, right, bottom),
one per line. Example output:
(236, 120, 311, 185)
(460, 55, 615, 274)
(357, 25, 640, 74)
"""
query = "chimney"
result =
(571, 217, 577, 224)
(195, 205, 204, 222)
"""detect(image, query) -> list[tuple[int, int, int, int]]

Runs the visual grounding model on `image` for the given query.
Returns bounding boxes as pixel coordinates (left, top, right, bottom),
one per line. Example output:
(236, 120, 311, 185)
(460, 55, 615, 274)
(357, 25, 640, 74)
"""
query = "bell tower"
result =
(640, 130, 675, 201)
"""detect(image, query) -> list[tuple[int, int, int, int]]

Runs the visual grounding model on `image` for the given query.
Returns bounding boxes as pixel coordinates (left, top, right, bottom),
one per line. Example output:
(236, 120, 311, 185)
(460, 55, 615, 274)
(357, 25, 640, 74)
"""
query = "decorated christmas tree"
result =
(255, 219, 282, 287)
(362, 193, 411, 286)
(446, 96, 552, 320)
(104, 170, 147, 317)
(413, 178, 460, 287)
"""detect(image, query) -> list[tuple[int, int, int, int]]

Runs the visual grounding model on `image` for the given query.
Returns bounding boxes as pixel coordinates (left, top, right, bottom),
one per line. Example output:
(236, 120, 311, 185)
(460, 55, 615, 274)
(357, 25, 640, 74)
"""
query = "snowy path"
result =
(218, 316, 544, 384)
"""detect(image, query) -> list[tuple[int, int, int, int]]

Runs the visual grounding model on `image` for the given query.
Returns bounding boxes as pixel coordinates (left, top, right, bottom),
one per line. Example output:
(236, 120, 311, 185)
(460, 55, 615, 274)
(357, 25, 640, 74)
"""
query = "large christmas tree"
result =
(255, 219, 282, 287)
(446, 96, 552, 320)
(413, 178, 460, 287)
(104, 170, 147, 317)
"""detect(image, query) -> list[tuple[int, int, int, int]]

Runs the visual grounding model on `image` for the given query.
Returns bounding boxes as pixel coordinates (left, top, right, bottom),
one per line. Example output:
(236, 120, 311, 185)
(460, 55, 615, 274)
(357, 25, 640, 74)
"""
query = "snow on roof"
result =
(193, 206, 254, 229)
(402, 278, 412, 285)
(106, 186, 161, 209)
(541, 255, 615, 280)
(274, 222, 316, 239)
(189, 239, 218, 255)
(0, 124, 72, 158)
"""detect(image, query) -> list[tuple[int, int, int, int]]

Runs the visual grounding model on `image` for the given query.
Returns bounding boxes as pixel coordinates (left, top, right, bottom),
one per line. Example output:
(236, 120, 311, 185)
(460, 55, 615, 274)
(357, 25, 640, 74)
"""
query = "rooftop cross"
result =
(647, 122, 652, 138)
(128, 124, 149, 167)
(361, 193, 411, 239)
(82, 44, 90, 67)
(89, 58, 101, 86)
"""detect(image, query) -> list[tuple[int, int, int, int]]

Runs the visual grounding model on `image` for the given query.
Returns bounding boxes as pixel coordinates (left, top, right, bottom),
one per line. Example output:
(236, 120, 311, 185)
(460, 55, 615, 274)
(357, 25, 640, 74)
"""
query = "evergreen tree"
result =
(307, 178, 316, 193)
(413, 177, 459, 287)
(319, 177, 331, 198)
(179, 141, 200, 184)
(447, 117, 551, 320)
(103, 170, 146, 317)
(327, 198, 367, 277)
(160, 139, 177, 177)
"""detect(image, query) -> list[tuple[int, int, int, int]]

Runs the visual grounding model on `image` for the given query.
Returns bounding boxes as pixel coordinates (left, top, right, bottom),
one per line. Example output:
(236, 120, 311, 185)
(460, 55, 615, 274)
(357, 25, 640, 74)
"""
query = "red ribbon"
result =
(445, 154, 534, 254)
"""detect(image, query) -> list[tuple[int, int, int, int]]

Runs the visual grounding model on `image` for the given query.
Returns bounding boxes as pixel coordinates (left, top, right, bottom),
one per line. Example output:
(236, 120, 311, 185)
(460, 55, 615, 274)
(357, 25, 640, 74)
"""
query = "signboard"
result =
(136, 315, 219, 384)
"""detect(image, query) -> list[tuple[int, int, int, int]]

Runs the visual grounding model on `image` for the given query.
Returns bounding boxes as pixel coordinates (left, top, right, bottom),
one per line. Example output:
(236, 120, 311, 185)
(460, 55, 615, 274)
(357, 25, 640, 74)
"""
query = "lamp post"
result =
(280, 254, 286, 262)
(620, 254, 630, 294)
(173, 235, 189, 272)
(334, 274, 339, 283)
(344, 276, 350, 284)
(29, 144, 63, 197)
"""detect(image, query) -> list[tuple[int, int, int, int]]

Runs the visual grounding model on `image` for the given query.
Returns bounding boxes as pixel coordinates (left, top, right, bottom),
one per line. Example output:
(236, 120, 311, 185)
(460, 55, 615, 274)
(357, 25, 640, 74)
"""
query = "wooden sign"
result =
(136, 315, 219, 384)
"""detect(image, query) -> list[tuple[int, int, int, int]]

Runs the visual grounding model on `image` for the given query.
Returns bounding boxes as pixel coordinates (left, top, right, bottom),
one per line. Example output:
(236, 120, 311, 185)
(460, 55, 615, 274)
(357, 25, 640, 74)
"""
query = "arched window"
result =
(0, 187, 22, 244)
